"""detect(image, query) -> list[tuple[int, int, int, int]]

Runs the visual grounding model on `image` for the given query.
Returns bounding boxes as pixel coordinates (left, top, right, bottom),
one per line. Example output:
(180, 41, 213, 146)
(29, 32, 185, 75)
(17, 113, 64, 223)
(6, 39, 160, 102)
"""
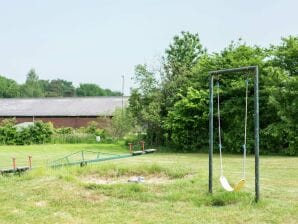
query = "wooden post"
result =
(140, 141, 145, 152)
(128, 143, 133, 154)
(28, 156, 32, 169)
(12, 157, 16, 170)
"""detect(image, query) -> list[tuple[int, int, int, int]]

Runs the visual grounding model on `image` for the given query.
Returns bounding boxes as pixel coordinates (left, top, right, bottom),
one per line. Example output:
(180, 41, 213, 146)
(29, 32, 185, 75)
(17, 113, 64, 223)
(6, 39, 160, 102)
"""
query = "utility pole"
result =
(121, 75, 124, 115)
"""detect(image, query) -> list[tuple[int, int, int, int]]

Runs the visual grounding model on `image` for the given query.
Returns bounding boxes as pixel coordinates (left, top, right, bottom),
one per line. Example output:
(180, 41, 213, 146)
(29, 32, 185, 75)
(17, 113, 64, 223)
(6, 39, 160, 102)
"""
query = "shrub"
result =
(86, 121, 98, 134)
(55, 127, 74, 134)
(0, 119, 18, 145)
(110, 108, 134, 139)
(0, 119, 53, 145)
(27, 121, 54, 144)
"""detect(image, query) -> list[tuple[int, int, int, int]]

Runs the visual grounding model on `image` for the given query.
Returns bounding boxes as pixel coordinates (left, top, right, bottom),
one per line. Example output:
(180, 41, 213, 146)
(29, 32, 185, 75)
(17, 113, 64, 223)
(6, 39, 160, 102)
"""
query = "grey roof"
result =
(0, 97, 129, 117)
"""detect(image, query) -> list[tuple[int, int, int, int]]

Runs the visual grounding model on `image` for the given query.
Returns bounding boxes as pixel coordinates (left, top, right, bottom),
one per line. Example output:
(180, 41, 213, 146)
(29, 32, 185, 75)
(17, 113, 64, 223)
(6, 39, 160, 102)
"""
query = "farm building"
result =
(0, 96, 129, 128)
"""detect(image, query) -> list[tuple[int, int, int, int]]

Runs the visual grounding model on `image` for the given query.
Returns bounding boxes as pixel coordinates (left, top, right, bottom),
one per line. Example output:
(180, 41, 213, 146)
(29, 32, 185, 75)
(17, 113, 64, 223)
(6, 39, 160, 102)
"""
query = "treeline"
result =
(128, 32, 298, 155)
(0, 69, 121, 98)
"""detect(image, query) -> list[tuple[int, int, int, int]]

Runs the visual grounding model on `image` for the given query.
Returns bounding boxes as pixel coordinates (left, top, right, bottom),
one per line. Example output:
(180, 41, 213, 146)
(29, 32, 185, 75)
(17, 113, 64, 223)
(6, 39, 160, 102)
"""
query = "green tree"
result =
(21, 69, 44, 97)
(129, 34, 297, 154)
(46, 79, 75, 97)
(262, 67, 298, 155)
(104, 88, 122, 96)
(163, 31, 205, 81)
(270, 36, 298, 76)
(76, 83, 106, 96)
(161, 31, 206, 114)
(129, 64, 162, 145)
(0, 76, 20, 97)
(110, 108, 134, 139)
(164, 87, 209, 151)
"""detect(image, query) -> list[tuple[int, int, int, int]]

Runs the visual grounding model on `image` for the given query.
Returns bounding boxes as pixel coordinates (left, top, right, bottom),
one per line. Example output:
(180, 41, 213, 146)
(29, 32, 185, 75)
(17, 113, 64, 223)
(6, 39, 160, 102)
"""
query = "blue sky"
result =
(0, 0, 297, 95)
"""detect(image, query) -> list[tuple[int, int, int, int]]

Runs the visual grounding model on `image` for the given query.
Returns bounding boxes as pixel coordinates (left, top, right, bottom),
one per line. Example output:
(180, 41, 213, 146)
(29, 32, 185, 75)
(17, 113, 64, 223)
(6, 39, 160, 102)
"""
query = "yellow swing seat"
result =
(220, 176, 246, 192)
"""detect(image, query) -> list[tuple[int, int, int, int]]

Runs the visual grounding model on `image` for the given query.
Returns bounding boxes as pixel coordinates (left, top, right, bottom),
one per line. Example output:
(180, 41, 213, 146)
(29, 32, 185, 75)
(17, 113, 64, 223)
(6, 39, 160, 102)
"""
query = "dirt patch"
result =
(81, 175, 172, 185)
(80, 191, 108, 202)
(35, 201, 47, 207)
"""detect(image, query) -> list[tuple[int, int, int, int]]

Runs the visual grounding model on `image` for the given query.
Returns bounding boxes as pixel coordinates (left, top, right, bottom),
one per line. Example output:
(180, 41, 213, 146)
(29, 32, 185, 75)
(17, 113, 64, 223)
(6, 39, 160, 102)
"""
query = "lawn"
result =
(0, 144, 297, 224)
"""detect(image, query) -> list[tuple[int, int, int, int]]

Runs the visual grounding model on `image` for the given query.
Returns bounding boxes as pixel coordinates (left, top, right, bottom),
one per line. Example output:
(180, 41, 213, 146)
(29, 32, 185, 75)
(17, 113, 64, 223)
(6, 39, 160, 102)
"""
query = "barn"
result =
(0, 96, 129, 128)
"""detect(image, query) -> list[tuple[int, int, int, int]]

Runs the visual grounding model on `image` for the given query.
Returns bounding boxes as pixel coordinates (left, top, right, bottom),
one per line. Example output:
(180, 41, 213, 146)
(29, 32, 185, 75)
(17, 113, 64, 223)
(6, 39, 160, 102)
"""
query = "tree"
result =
(76, 83, 120, 96)
(104, 89, 121, 96)
(76, 83, 106, 96)
(26, 69, 39, 84)
(270, 36, 298, 76)
(21, 69, 44, 97)
(0, 76, 20, 97)
(163, 31, 206, 81)
(46, 79, 75, 97)
(129, 34, 298, 154)
(164, 87, 209, 151)
(129, 64, 163, 145)
(161, 31, 206, 113)
(262, 67, 298, 155)
(110, 108, 134, 139)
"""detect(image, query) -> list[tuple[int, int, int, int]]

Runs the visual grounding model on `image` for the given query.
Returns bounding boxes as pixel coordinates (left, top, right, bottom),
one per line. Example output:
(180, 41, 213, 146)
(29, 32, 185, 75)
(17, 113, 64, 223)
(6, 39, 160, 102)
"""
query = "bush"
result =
(86, 121, 98, 134)
(27, 121, 54, 144)
(0, 119, 53, 145)
(0, 119, 18, 145)
(110, 108, 134, 139)
(55, 127, 74, 134)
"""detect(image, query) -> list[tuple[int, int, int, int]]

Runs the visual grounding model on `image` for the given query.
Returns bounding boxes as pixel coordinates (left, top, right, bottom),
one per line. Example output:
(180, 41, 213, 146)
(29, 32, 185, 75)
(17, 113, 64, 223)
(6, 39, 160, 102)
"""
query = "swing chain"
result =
(216, 79, 224, 177)
(242, 78, 249, 179)
(217, 76, 249, 179)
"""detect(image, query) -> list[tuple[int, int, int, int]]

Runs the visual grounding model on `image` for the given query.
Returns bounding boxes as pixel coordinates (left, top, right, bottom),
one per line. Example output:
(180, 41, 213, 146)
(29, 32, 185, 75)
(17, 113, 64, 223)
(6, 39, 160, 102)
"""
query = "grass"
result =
(0, 144, 297, 224)
(50, 133, 97, 144)
(0, 144, 124, 169)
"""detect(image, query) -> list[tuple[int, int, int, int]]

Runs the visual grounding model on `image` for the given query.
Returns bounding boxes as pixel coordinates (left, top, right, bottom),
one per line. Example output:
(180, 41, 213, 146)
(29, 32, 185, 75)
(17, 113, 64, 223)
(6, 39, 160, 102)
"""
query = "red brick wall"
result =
(0, 116, 111, 128)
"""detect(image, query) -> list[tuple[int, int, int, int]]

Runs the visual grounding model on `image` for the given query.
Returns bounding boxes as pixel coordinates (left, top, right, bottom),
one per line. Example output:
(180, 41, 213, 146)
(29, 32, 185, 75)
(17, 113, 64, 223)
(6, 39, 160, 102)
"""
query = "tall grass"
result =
(50, 133, 97, 144)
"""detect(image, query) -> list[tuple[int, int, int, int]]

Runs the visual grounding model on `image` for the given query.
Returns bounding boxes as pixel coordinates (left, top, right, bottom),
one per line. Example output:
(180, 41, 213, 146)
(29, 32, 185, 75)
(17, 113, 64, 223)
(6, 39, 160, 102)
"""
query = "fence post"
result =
(82, 151, 85, 161)
(12, 157, 16, 170)
(28, 156, 32, 169)
(128, 143, 133, 154)
(140, 141, 145, 152)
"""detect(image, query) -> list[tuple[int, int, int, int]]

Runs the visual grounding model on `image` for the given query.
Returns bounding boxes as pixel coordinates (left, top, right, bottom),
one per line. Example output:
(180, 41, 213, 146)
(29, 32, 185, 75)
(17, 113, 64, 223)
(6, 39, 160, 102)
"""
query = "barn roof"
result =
(0, 97, 129, 117)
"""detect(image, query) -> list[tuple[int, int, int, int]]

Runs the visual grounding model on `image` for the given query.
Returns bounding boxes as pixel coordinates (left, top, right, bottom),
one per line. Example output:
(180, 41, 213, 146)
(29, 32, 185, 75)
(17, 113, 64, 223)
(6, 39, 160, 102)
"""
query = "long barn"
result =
(0, 96, 128, 128)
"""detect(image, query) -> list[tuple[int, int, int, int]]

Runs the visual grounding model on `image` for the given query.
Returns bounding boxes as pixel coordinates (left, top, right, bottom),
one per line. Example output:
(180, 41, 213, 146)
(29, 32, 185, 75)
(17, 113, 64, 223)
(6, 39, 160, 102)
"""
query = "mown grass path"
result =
(0, 144, 297, 223)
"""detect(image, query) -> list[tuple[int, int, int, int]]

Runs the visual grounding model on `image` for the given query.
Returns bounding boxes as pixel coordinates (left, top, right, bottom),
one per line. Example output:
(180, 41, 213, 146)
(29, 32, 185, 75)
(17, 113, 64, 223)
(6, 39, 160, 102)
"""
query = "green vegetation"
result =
(0, 119, 118, 145)
(0, 144, 297, 223)
(76, 83, 121, 96)
(0, 69, 121, 98)
(129, 33, 298, 155)
(0, 119, 53, 145)
(0, 32, 296, 222)
(50, 133, 97, 144)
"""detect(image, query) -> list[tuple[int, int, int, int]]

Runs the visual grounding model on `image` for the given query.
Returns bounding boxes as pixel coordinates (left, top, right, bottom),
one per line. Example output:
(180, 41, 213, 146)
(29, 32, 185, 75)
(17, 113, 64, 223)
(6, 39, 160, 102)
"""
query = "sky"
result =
(0, 0, 297, 95)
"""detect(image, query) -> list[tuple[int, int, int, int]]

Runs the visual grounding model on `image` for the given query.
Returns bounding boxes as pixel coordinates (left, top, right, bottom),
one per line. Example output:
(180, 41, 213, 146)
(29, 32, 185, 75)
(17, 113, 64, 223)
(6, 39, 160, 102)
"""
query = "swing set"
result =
(208, 66, 260, 202)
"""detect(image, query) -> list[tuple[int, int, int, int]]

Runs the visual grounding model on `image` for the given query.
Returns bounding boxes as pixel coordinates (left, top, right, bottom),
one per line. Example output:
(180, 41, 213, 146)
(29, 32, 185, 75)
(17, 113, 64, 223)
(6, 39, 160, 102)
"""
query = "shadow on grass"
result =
(191, 191, 253, 207)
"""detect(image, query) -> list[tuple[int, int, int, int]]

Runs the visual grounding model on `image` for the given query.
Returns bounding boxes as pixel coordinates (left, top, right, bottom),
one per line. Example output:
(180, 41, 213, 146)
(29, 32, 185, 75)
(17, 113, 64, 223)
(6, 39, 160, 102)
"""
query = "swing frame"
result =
(208, 66, 260, 202)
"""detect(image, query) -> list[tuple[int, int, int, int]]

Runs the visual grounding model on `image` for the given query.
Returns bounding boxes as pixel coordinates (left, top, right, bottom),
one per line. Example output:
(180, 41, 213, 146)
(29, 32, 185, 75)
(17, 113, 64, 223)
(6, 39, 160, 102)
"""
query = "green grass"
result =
(0, 144, 297, 224)
(0, 144, 125, 169)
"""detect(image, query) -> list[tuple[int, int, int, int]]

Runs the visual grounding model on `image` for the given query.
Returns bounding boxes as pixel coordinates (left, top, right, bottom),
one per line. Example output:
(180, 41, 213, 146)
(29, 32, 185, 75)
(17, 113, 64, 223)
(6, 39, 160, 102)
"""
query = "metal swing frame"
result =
(208, 66, 260, 202)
